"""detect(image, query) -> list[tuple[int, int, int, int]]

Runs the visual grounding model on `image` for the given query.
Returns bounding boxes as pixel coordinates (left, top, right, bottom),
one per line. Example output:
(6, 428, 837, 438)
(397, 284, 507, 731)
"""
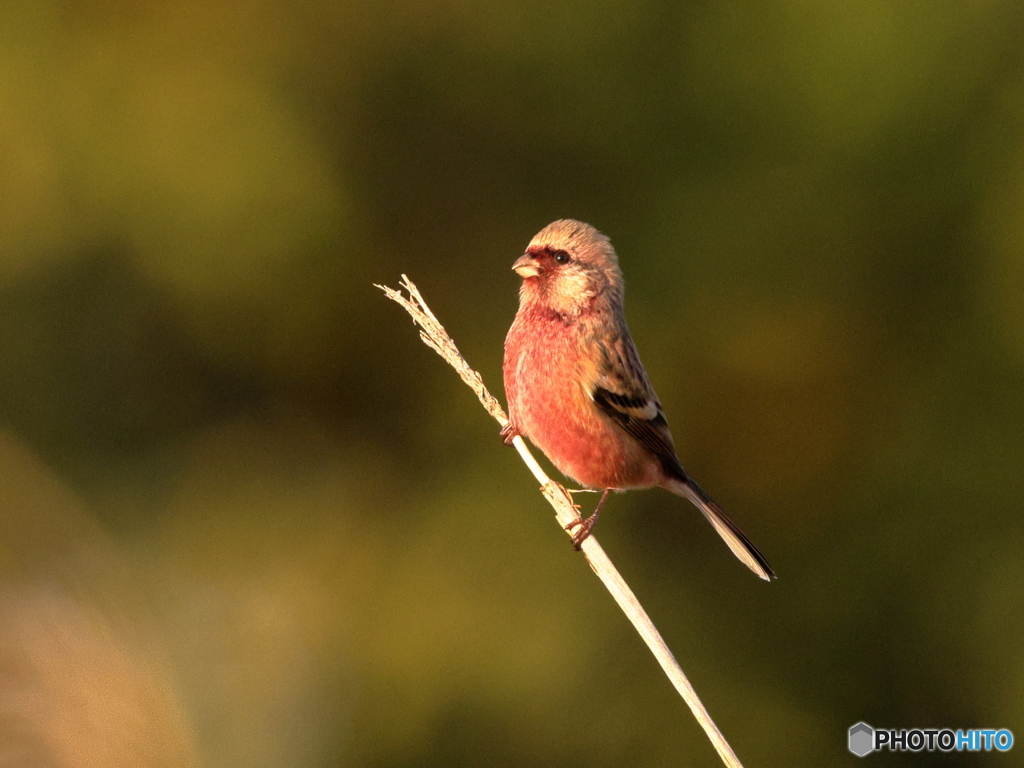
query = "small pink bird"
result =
(503, 219, 775, 581)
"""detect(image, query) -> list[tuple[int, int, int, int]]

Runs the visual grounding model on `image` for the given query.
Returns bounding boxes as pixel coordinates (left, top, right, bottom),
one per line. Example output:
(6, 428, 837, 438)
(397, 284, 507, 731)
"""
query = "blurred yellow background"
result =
(1, 1, 1022, 765)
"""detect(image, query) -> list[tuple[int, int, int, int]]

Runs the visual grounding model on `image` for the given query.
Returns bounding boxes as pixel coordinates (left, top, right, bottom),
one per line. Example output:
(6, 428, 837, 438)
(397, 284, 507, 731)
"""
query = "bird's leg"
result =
(499, 422, 520, 445)
(565, 488, 611, 549)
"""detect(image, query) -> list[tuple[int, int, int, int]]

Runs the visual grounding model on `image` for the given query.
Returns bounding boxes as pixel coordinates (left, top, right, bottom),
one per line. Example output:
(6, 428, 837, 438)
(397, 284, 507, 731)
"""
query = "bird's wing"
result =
(587, 327, 686, 476)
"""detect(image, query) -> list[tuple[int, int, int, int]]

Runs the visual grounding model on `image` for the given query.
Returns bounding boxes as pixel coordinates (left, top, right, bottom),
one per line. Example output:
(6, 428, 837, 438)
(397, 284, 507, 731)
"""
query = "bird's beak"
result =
(512, 254, 542, 278)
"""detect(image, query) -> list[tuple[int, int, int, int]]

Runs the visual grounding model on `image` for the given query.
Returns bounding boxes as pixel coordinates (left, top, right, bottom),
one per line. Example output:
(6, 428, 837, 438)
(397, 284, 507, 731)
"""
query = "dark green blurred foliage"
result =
(1, 0, 1023, 765)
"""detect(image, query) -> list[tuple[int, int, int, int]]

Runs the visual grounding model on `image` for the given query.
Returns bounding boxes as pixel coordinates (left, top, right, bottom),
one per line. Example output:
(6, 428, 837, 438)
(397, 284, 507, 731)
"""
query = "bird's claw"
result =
(565, 515, 597, 550)
(564, 488, 609, 550)
(500, 422, 519, 445)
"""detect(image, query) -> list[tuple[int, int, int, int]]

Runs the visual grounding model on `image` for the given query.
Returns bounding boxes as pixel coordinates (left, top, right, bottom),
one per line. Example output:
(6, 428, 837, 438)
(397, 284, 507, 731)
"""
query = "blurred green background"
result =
(1, 0, 1022, 766)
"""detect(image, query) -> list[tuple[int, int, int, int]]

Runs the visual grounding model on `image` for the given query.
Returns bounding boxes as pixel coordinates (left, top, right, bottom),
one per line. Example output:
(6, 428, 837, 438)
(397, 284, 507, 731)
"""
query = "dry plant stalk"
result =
(378, 275, 747, 768)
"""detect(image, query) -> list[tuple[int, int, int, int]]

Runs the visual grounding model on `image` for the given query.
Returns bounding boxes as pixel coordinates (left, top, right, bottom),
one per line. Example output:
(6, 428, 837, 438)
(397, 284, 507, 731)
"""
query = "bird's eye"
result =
(552, 250, 571, 264)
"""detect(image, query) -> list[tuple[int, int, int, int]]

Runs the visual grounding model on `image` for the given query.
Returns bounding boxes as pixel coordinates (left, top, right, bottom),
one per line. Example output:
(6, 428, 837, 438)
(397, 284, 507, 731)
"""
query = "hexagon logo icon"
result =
(849, 722, 874, 757)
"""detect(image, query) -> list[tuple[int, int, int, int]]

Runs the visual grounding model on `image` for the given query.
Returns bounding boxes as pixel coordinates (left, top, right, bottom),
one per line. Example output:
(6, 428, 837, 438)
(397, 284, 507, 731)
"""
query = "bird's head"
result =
(512, 219, 623, 317)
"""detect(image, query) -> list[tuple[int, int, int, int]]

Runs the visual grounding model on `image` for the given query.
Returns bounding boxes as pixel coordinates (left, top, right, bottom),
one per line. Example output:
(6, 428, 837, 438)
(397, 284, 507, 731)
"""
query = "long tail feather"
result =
(664, 476, 776, 581)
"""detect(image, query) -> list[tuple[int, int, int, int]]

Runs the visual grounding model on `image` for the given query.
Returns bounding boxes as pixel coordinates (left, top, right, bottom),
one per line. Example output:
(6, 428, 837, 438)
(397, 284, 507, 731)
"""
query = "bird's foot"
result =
(565, 514, 598, 550)
(499, 422, 519, 445)
(564, 488, 611, 550)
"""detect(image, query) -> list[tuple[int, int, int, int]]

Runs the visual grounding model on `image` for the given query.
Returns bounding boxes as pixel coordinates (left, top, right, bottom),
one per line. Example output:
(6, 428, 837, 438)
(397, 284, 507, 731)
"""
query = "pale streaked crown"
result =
(529, 219, 621, 277)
